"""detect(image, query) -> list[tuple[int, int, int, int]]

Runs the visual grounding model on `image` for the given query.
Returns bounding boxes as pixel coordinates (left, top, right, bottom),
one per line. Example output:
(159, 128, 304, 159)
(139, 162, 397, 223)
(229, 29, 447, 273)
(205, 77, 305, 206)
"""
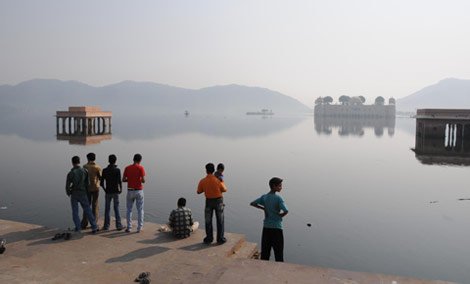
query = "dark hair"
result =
(71, 156, 80, 164)
(216, 163, 225, 171)
(177, 197, 186, 207)
(205, 163, 215, 174)
(269, 177, 283, 189)
(133, 154, 142, 163)
(108, 154, 117, 164)
(86, 152, 96, 161)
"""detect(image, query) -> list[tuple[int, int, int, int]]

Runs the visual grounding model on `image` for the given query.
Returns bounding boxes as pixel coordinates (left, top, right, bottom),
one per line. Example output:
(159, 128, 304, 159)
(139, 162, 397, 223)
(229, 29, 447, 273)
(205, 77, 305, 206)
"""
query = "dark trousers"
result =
(261, 227, 284, 262)
(81, 191, 99, 229)
(204, 198, 224, 242)
(70, 192, 97, 231)
(103, 193, 122, 229)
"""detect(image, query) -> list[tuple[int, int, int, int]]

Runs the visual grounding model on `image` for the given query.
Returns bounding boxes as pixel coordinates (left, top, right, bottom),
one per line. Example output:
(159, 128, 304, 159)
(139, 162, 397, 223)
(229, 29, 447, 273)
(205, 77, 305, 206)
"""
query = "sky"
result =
(1, 0, 470, 105)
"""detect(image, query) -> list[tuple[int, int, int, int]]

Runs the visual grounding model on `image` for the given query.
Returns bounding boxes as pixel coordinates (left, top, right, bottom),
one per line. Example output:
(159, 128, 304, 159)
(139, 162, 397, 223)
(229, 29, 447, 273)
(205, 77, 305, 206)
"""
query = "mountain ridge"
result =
(0, 79, 311, 115)
(397, 77, 470, 111)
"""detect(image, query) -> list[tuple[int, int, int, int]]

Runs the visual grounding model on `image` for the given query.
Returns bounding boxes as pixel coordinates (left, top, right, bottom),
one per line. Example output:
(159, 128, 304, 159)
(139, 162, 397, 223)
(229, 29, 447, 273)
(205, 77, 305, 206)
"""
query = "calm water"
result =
(1, 112, 469, 283)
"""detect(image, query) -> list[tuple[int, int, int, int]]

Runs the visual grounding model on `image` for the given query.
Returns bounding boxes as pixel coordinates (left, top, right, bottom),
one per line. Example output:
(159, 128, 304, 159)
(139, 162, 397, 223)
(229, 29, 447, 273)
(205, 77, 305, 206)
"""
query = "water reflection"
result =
(56, 133, 112, 145)
(97, 114, 306, 140)
(0, 112, 306, 142)
(314, 116, 395, 137)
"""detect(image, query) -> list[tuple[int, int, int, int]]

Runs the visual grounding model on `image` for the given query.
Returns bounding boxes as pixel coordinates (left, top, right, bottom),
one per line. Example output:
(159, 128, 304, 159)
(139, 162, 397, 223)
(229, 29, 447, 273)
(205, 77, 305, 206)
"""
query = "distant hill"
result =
(397, 78, 470, 111)
(0, 79, 311, 115)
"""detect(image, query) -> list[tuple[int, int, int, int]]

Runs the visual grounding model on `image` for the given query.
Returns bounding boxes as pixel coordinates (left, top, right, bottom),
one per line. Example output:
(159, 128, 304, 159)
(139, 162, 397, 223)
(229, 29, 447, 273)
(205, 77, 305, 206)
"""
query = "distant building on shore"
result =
(314, 96, 395, 118)
(412, 108, 470, 166)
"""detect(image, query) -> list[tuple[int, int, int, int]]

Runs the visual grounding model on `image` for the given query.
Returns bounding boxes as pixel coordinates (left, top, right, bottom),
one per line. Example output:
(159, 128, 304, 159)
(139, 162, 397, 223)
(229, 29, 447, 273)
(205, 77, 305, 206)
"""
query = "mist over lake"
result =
(1, 110, 469, 283)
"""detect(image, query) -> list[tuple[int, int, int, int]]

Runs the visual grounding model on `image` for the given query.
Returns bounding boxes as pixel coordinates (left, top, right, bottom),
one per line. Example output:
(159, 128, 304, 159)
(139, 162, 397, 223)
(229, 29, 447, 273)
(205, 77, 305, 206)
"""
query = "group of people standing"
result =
(65, 154, 289, 262)
(65, 153, 145, 233)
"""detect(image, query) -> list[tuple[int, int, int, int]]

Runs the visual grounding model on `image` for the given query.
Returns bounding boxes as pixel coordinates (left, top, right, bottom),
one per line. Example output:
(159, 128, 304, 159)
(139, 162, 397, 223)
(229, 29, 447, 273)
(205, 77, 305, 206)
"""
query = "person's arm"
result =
(197, 180, 204, 194)
(250, 197, 264, 211)
(84, 169, 90, 190)
(65, 172, 72, 196)
(220, 181, 227, 193)
(117, 169, 122, 193)
(250, 201, 264, 210)
(100, 169, 105, 190)
(279, 198, 289, 217)
(169, 211, 175, 228)
(189, 210, 194, 226)
(141, 167, 146, 183)
(122, 168, 128, 182)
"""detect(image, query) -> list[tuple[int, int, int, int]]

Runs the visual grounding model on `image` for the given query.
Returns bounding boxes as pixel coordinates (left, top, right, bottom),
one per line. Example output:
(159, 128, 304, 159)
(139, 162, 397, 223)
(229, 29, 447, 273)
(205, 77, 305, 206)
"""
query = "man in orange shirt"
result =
(197, 163, 227, 244)
(123, 154, 146, 233)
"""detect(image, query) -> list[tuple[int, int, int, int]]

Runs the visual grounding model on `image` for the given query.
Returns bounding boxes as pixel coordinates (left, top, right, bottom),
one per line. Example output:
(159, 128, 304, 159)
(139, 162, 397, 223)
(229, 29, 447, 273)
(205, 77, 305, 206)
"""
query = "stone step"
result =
(230, 241, 258, 259)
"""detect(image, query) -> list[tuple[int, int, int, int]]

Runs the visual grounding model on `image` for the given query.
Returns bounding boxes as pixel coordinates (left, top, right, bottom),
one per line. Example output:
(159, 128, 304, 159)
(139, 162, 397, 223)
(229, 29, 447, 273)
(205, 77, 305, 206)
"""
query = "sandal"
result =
(0, 238, 5, 254)
(52, 233, 62, 241)
(134, 272, 151, 282)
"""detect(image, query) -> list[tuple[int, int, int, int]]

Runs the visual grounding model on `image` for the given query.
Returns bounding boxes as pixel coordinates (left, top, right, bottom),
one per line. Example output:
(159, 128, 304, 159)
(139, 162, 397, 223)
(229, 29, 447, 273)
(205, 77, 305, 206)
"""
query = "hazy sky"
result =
(1, 0, 470, 105)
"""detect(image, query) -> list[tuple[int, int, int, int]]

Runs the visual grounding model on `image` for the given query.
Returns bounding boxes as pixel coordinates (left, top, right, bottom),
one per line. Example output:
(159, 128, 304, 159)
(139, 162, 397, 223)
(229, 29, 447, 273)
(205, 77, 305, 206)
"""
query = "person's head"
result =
(205, 163, 215, 174)
(86, 152, 96, 162)
(177, 197, 186, 207)
(269, 177, 283, 192)
(133, 154, 142, 163)
(71, 156, 80, 165)
(108, 154, 117, 165)
(216, 163, 225, 172)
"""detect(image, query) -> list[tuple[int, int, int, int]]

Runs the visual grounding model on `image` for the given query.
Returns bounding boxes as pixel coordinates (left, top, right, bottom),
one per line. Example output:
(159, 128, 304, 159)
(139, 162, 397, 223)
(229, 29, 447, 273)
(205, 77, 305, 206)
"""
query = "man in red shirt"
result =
(123, 154, 146, 233)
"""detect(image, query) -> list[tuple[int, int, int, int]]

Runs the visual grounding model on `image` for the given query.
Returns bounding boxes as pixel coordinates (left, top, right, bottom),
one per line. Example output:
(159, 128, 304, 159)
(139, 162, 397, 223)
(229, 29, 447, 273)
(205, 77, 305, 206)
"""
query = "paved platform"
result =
(0, 219, 453, 283)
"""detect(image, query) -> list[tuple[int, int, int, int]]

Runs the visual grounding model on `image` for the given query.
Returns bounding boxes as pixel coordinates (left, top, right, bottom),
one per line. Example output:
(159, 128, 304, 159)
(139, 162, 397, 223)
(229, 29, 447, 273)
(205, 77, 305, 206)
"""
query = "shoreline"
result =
(0, 219, 453, 283)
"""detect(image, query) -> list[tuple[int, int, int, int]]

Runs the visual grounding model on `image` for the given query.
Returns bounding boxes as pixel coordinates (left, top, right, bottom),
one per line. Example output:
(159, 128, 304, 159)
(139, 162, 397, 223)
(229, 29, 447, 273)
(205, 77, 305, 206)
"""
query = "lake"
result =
(0, 111, 469, 283)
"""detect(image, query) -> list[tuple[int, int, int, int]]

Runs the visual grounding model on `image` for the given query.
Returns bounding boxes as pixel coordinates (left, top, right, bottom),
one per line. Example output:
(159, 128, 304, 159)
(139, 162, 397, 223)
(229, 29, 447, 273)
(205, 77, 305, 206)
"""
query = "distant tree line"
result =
(315, 96, 395, 106)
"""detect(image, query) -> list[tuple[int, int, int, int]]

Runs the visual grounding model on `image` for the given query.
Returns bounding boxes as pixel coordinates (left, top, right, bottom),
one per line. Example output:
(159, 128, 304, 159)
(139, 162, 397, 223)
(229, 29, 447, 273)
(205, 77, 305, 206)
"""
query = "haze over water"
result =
(1, 112, 469, 283)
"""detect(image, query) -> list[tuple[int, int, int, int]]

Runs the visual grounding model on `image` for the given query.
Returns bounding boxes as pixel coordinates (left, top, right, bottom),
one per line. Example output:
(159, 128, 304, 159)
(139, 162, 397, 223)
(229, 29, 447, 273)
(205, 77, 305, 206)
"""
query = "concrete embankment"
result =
(0, 219, 453, 283)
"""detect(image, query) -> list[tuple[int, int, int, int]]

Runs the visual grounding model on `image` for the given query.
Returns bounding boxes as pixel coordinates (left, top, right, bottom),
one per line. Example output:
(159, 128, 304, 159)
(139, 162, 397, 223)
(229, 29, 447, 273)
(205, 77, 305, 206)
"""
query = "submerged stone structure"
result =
(56, 106, 112, 145)
(413, 109, 470, 165)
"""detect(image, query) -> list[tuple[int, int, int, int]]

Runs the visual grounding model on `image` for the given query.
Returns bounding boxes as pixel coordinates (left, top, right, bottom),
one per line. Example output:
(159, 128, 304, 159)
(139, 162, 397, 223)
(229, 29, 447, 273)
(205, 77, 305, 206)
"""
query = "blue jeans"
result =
(104, 193, 122, 229)
(70, 192, 97, 231)
(204, 198, 224, 242)
(126, 190, 144, 230)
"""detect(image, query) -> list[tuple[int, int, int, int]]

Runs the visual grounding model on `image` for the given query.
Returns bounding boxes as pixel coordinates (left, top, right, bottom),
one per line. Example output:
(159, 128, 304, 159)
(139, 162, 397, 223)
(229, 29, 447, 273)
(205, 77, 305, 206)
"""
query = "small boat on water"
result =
(246, 109, 274, 115)
(184, 110, 190, 116)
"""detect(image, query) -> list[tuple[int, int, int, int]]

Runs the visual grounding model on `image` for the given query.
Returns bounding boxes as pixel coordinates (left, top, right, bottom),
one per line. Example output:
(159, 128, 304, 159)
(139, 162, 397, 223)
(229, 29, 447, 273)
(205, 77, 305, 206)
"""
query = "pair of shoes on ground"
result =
(102, 226, 124, 231)
(203, 237, 227, 245)
(52, 232, 72, 241)
(125, 228, 143, 233)
(134, 272, 151, 283)
(91, 228, 100, 234)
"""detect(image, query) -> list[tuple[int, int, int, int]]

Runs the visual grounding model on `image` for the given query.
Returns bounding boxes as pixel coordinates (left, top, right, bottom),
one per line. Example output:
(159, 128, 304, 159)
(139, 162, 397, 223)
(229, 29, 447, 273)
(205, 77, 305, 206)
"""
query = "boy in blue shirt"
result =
(250, 177, 288, 262)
